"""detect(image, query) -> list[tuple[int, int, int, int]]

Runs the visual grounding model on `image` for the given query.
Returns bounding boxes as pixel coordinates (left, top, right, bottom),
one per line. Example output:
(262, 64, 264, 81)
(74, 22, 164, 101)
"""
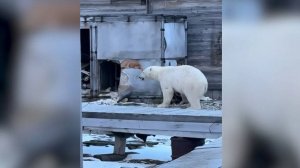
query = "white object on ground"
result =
(201, 96, 212, 101)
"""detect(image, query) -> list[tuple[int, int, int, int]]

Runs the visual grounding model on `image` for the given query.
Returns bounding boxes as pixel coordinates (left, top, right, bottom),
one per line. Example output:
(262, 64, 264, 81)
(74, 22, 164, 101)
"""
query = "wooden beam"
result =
(84, 126, 221, 139)
(113, 135, 127, 155)
(82, 104, 222, 139)
(82, 104, 222, 119)
(82, 118, 222, 133)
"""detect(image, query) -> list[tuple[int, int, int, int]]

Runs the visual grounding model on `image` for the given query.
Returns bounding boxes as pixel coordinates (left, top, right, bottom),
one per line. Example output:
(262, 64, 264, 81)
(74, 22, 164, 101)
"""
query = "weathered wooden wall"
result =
(80, 0, 222, 99)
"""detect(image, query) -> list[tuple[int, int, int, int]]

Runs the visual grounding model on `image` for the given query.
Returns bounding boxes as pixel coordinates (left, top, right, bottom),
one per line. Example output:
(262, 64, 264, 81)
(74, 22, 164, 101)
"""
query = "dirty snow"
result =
(82, 97, 222, 111)
(82, 133, 172, 168)
(82, 133, 217, 168)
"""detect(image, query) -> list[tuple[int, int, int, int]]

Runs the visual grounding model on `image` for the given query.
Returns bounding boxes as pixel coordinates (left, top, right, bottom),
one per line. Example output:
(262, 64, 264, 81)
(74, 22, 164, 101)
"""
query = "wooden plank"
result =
(83, 112, 221, 123)
(80, 5, 147, 16)
(80, 0, 111, 5)
(82, 104, 222, 118)
(111, 0, 142, 5)
(82, 118, 222, 133)
(208, 84, 222, 90)
(82, 105, 222, 130)
(157, 138, 222, 168)
(83, 127, 221, 139)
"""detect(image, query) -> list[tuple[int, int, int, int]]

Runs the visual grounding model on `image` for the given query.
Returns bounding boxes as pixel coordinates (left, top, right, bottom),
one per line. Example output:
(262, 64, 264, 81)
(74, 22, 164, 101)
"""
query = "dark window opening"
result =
(80, 29, 90, 64)
(80, 29, 90, 89)
(100, 60, 121, 92)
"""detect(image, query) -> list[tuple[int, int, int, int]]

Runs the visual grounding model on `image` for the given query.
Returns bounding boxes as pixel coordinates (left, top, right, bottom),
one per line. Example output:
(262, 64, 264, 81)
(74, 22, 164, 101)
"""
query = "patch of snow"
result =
(83, 159, 153, 168)
(83, 134, 172, 168)
(82, 134, 112, 142)
(146, 135, 171, 146)
(84, 99, 118, 106)
(201, 96, 213, 101)
(96, 99, 118, 105)
(83, 145, 114, 156)
(125, 144, 171, 161)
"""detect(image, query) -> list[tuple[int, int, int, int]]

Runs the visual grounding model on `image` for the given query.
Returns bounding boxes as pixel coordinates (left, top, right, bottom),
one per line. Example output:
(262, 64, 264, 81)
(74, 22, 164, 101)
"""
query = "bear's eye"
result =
(150, 68, 152, 71)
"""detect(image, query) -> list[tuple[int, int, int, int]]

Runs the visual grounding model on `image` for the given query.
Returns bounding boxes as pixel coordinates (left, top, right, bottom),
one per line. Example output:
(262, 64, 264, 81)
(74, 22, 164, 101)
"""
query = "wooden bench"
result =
(82, 104, 222, 156)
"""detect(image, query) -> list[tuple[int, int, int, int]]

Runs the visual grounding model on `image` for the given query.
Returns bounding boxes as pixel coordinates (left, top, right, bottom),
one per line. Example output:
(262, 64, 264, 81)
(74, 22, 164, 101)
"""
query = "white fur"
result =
(139, 65, 208, 109)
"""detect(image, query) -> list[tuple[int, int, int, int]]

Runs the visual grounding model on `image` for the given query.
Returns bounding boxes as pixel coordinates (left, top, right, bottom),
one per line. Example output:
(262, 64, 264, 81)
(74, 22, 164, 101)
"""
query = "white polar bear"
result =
(138, 65, 208, 109)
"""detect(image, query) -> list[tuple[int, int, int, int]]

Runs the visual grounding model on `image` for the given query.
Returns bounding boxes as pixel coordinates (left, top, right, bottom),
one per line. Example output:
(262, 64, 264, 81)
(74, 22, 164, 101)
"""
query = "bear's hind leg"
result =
(158, 87, 174, 108)
(186, 95, 201, 110)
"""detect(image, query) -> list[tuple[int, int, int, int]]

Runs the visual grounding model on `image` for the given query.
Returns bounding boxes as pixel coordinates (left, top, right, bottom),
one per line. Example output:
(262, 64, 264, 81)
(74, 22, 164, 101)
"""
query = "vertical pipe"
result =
(95, 25, 99, 96)
(161, 16, 165, 66)
(95, 26, 98, 55)
(90, 24, 100, 98)
(184, 18, 188, 65)
(89, 25, 93, 96)
(146, 0, 151, 14)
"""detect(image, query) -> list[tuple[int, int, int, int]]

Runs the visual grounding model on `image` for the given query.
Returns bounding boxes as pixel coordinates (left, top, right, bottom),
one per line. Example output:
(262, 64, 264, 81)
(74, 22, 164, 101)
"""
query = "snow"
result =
(83, 159, 151, 168)
(82, 133, 172, 168)
(82, 133, 218, 168)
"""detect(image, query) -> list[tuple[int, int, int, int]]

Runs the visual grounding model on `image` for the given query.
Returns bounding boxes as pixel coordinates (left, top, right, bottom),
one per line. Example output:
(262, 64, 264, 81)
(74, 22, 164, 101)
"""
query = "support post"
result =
(113, 135, 127, 155)
(90, 25, 100, 97)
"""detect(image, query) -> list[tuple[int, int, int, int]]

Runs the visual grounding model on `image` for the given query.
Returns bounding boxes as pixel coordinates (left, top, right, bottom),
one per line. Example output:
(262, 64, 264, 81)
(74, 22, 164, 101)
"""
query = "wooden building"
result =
(80, 0, 222, 99)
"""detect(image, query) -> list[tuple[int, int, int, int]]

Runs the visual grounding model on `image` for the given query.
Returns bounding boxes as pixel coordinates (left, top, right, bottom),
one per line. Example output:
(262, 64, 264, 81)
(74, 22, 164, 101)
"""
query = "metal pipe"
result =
(184, 18, 188, 65)
(89, 25, 94, 96)
(146, 0, 151, 14)
(94, 25, 99, 96)
(161, 16, 165, 66)
(95, 25, 98, 56)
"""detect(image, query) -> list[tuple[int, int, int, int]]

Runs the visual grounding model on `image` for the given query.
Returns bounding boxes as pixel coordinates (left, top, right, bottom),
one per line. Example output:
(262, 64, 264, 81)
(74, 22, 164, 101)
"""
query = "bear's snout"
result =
(138, 72, 145, 80)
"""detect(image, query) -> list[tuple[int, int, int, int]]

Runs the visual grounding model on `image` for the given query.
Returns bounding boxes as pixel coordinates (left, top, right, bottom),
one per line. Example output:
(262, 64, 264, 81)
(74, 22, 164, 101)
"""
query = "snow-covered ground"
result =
(83, 133, 172, 168)
(82, 133, 217, 168)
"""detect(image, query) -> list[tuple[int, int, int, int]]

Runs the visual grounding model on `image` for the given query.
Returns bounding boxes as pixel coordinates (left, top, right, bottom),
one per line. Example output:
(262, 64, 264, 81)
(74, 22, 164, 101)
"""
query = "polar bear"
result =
(138, 65, 208, 109)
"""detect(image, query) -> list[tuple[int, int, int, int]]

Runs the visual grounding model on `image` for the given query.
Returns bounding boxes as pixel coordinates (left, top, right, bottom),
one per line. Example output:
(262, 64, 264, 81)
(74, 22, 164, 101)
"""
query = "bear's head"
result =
(138, 66, 160, 80)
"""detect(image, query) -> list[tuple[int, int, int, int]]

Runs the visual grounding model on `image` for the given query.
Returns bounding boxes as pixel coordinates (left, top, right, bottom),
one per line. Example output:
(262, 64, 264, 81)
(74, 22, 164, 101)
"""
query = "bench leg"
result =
(114, 135, 126, 155)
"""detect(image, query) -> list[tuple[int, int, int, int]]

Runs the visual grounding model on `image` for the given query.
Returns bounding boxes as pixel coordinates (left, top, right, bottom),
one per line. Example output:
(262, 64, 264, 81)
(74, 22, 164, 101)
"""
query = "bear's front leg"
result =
(158, 87, 174, 108)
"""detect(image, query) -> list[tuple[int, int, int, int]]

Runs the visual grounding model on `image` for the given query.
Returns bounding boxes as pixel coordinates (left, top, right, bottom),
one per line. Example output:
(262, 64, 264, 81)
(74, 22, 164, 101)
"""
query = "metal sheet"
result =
(117, 59, 178, 100)
(118, 59, 162, 99)
(97, 22, 162, 60)
(119, 69, 162, 97)
(164, 23, 186, 58)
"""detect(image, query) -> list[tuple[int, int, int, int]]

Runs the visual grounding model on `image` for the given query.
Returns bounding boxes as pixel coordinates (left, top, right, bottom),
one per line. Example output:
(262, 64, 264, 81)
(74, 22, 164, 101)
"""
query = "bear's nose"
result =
(138, 76, 144, 80)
